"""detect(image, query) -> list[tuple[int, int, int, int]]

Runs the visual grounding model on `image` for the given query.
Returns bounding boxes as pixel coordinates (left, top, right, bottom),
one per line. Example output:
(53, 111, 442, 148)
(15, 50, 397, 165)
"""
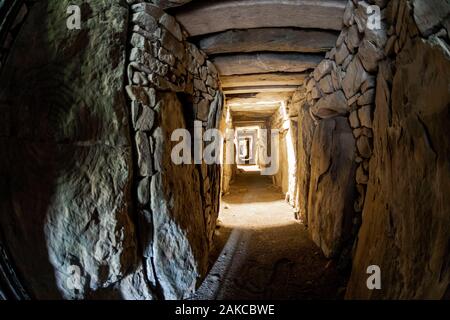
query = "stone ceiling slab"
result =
(170, 0, 347, 36)
(198, 28, 339, 55)
(212, 53, 323, 75)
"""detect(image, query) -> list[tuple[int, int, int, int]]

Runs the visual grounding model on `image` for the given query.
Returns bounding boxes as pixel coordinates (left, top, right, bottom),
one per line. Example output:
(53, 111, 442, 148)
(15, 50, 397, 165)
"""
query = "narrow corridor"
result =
(193, 168, 345, 300)
(1, 0, 448, 302)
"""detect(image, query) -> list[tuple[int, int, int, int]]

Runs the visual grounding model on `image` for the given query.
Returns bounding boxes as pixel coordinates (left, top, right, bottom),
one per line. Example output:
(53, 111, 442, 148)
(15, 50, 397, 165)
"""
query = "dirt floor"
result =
(192, 168, 347, 300)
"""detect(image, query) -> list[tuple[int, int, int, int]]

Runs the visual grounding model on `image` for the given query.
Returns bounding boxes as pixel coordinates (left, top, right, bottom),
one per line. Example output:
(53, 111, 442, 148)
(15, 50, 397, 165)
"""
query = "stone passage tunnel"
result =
(0, 0, 449, 300)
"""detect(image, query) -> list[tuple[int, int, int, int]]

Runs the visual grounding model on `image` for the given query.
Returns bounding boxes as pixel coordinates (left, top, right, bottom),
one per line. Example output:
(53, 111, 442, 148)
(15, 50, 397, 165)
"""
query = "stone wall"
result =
(297, 0, 449, 298)
(300, 0, 389, 262)
(0, 0, 136, 299)
(219, 105, 235, 195)
(0, 0, 223, 300)
(346, 0, 450, 299)
(125, 1, 224, 299)
(269, 105, 297, 204)
(0, 0, 32, 300)
(290, 89, 315, 224)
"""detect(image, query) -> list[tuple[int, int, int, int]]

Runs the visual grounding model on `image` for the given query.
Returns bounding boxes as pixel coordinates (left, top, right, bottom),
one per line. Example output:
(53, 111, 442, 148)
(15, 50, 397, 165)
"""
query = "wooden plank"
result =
(212, 53, 322, 76)
(221, 73, 307, 87)
(198, 28, 338, 55)
(172, 0, 347, 36)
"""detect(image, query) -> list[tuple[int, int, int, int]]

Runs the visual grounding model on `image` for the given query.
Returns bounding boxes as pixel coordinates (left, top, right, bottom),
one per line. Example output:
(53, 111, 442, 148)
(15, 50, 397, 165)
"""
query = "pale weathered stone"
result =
(158, 47, 176, 66)
(131, 2, 165, 19)
(342, 54, 354, 71)
(311, 86, 321, 99)
(356, 165, 368, 184)
(357, 89, 375, 106)
(126, 85, 156, 107)
(0, 1, 136, 299)
(331, 67, 344, 90)
(346, 24, 361, 53)
(306, 78, 316, 93)
(134, 104, 155, 131)
(349, 110, 360, 128)
(347, 93, 361, 106)
(296, 103, 316, 222)
(136, 131, 153, 176)
(343, 0, 355, 27)
(196, 99, 210, 121)
(132, 12, 158, 32)
(188, 43, 206, 66)
(358, 40, 385, 72)
(342, 57, 369, 98)
(194, 77, 207, 93)
(198, 28, 338, 55)
(206, 75, 218, 89)
(318, 75, 334, 94)
(150, 92, 211, 299)
(412, 0, 450, 37)
(356, 135, 372, 158)
(353, 127, 373, 139)
(335, 43, 350, 65)
(161, 29, 185, 60)
(311, 90, 348, 119)
(308, 117, 357, 258)
(173, 0, 347, 37)
(361, 75, 376, 92)
(313, 59, 333, 81)
(358, 105, 373, 128)
(137, 177, 150, 205)
(354, 1, 370, 33)
(365, 27, 388, 49)
(159, 13, 183, 41)
(347, 38, 450, 299)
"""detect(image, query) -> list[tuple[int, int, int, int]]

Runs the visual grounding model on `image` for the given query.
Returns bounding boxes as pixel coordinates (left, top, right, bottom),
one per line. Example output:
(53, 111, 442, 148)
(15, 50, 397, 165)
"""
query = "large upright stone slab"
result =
(0, 1, 137, 299)
(307, 117, 357, 258)
(296, 103, 316, 222)
(150, 92, 209, 300)
(346, 38, 450, 300)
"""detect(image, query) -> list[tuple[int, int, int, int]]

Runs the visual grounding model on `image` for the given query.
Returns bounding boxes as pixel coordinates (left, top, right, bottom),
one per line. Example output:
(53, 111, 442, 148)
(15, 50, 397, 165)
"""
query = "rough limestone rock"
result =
(311, 90, 348, 119)
(342, 57, 369, 98)
(358, 40, 385, 72)
(296, 103, 316, 223)
(150, 93, 209, 300)
(0, 1, 137, 299)
(314, 59, 334, 81)
(412, 0, 450, 37)
(308, 117, 357, 258)
(335, 43, 350, 66)
(346, 38, 450, 299)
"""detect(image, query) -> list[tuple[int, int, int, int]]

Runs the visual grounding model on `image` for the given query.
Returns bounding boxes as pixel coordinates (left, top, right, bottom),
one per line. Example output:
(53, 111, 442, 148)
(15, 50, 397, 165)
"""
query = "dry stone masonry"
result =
(0, 0, 223, 300)
(0, 0, 448, 301)
(293, 0, 449, 297)
(346, 0, 450, 299)
(125, 1, 224, 300)
(300, 0, 389, 264)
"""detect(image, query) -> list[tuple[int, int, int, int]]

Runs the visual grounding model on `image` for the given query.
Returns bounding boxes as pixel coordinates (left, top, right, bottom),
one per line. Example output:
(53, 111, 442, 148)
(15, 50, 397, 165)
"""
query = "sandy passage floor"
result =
(192, 169, 346, 300)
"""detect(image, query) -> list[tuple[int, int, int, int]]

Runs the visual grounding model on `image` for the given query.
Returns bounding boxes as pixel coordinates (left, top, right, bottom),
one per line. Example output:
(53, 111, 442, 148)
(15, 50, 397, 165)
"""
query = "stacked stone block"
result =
(125, 1, 224, 299)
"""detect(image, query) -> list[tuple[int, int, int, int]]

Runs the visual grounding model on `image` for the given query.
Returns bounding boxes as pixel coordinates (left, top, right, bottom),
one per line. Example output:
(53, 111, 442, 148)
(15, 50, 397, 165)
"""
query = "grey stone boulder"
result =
(311, 90, 348, 119)
(308, 117, 357, 258)
(342, 57, 369, 98)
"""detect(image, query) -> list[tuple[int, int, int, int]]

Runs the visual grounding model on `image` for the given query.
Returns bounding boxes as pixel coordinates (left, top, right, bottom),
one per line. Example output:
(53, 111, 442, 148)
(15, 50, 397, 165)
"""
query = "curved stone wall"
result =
(0, 0, 224, 300)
